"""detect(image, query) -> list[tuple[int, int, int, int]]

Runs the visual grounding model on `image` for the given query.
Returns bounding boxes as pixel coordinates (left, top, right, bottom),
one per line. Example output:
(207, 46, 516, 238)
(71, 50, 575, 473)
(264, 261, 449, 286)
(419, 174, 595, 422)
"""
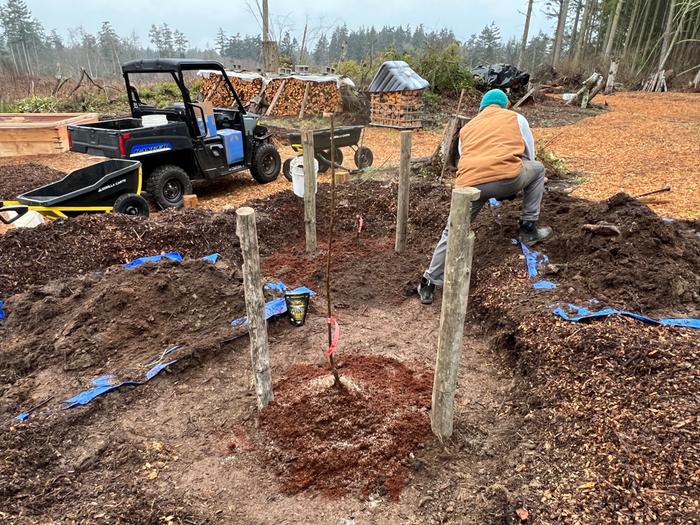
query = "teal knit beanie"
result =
(479, 89, 509, 111)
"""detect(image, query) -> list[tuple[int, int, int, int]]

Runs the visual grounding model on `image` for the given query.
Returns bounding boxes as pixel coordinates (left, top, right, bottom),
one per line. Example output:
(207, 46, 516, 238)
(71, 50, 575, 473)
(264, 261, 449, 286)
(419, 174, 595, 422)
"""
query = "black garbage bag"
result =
(472, 64, 530, 90)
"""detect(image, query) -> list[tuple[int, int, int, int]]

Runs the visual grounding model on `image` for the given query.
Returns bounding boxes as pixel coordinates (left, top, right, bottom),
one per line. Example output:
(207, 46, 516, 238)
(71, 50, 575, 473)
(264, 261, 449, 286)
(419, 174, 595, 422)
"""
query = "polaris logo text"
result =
(130, 142, 173, 157)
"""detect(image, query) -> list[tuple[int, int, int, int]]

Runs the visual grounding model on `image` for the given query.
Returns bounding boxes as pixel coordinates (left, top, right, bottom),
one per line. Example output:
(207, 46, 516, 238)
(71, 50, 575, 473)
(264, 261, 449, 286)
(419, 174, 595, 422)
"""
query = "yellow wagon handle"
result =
(0, 202, 29, 225)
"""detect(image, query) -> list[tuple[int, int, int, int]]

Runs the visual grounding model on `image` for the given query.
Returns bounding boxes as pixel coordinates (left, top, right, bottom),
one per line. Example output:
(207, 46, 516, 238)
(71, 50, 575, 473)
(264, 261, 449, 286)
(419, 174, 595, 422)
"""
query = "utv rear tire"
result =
(283, 158, 293, 182)
(147, 165, 192, 209)
(251, 143, 281, 184)
(114, 193, 150, 217)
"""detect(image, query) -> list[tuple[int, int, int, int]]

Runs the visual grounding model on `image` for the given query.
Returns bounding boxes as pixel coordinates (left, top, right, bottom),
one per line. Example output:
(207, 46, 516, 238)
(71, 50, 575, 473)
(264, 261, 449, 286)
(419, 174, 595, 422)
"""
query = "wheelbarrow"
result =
(0, 159, 149, 225)
(283, 125, 374, 181)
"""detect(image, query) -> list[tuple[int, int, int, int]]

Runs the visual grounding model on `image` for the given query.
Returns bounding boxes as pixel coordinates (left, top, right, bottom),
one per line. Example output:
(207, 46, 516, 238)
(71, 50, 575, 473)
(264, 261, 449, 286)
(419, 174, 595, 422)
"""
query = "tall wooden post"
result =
(301, 130, 317, 254)
(236, 207, 274, 409)
(395, 130, 412, 253)
(431, 187, 480, 439)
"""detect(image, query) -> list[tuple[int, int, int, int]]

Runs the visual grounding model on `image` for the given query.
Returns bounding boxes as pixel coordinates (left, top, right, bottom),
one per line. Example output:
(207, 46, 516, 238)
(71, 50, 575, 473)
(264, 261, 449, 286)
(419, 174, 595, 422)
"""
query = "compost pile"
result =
(467, 192, 700, 524)
(0, 163, 66, 200)
(476, 191, 700, 316)
(259, 355, 432, 499)
(0, 258, 251, 414)
(0, 208, 241, 295)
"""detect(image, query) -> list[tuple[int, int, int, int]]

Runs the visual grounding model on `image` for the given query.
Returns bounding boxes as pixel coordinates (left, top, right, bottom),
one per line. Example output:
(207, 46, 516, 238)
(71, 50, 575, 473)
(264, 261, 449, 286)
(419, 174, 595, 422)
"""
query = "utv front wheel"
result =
(147, 165, 193, 209)
(251, 143, 281, 184)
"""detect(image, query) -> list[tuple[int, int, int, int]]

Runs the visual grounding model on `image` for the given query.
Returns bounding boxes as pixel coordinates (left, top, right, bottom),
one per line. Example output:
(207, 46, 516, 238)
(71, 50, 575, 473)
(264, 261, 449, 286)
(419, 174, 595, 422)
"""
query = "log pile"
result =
(262, 77, 342, 117)
(200, 73, 342, 117)
(200, 73, 263, 107)
(370, 90, 424, 129)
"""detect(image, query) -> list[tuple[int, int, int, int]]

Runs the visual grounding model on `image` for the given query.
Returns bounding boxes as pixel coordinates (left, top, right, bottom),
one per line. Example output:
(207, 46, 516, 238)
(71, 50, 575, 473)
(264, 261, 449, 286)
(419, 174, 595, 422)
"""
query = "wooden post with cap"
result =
(236, 206, 274, 409)
(395, 130, 412, 253)
(301, 130, 317, 254)
(431, 186, 481, 439)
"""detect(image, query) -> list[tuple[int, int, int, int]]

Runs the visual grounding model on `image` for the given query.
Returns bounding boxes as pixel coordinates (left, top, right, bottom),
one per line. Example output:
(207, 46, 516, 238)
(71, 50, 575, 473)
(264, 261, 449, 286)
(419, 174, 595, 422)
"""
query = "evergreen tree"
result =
(215, 28, 227, 56)
(313, 33, 329, 65)
(173, 30, 188, 58)
(160, 23, 173, 56)
(148, 24, 162, 56)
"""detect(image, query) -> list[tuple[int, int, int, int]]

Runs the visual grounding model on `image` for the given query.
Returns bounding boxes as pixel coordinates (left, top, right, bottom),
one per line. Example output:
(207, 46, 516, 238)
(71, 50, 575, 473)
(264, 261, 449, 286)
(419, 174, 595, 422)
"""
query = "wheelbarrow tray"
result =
(17, 159, 142, 208)
(288, 126, 364, 152)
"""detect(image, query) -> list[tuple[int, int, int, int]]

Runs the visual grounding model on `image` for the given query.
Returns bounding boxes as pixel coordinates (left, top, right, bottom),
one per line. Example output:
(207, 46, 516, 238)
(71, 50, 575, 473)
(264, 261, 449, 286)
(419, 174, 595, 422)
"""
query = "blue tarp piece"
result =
(662, 218, 674, 223)
(553, 304, 700, 329)
(124, 252, 220, 269)
(515, 240, 557, 290)
(488, 198, 501, 207)
(15, 412, 29, 422)
(231, 286, 316, 329)
(61, 358, 177, 409)
(124, 252, 183, 269)
(0, 299, 4, 321)
(201, 253, 220, 264)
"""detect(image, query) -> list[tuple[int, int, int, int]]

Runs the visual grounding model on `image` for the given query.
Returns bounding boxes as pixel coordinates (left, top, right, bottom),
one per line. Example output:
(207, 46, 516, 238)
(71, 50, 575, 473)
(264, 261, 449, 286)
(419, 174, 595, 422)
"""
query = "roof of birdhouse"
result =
(367, 61, 429, 93)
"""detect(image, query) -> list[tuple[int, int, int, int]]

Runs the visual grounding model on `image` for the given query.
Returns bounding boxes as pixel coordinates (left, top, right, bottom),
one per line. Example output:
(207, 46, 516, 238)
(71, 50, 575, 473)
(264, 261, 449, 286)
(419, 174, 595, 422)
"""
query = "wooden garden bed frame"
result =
(0, 113, 98, 157)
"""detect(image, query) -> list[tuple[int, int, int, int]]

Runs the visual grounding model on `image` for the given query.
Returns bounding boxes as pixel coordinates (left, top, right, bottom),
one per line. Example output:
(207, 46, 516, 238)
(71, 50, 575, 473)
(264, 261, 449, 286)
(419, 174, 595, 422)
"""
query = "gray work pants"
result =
(423, 160, 545, 286)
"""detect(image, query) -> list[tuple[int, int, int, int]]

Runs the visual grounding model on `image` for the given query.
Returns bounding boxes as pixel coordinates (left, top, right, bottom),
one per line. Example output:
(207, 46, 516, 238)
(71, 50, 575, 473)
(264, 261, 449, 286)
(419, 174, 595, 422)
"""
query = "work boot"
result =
(417, 277, 435, 305)
(519, 220, 553, 247)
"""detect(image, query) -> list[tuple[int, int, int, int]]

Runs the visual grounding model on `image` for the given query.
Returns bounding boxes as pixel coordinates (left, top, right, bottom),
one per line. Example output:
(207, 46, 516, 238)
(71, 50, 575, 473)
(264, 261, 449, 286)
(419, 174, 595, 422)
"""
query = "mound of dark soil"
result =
(475, 191, 700, 316)
(259, 355, 432, 499)
(0, 259, 252, 413)
(0, 208, 242, 295)
(0, 163, 67, 200)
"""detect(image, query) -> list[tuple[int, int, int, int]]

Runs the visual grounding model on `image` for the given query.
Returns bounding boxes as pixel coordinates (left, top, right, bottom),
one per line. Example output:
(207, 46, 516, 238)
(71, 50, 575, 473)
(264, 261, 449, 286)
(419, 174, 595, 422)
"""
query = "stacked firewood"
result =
(200, 73, 264, 106)
(200, 73, 342, 116)
(370, 90, 424, 129)
(263, 77, 342, 117)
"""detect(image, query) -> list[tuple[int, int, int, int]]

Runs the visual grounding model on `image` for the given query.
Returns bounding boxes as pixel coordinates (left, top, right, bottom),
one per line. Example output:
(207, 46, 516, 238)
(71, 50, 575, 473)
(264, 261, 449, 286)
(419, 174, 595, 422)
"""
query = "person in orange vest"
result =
(418, 89, 552, 304)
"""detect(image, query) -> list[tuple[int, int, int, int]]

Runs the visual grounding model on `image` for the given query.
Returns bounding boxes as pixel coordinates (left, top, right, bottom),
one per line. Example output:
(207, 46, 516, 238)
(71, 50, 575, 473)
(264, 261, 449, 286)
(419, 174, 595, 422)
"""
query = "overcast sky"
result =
(25, 0, 556, 49)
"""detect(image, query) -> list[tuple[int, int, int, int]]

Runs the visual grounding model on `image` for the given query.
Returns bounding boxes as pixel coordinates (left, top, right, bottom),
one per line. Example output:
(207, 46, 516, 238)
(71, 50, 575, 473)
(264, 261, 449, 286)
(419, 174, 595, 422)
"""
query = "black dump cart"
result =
(0, 159, 149, 224)
(283, 125, 374, 180)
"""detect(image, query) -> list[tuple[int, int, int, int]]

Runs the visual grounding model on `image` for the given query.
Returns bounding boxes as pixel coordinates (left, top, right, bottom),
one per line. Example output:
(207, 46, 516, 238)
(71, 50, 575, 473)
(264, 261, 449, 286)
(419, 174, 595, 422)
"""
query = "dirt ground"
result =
(1, 179, 698, 524)
(1, 94, 699, 524)
(535, 91, 700, 219)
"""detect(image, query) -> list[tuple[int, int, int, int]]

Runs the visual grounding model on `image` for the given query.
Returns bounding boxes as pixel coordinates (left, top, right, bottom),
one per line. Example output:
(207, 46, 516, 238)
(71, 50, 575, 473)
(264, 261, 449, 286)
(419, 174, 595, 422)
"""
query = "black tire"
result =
(317, 148, 344, 173)
(354, 146, 374, 169)
(283, 158, 293, 182)
(113, 193, 150, 217)
(251, 143, 281, 184)
(146, 165, 192, 209)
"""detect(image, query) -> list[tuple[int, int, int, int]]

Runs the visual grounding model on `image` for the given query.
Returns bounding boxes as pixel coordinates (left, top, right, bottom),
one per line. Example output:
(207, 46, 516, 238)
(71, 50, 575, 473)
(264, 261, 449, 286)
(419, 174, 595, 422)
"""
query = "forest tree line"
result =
(1, 0, 698, 88)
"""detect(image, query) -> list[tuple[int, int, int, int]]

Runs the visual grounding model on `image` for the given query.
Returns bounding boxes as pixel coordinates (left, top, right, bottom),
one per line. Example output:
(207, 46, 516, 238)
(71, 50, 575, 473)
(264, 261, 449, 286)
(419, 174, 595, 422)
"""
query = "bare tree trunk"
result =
(658, 0, 677, 70)
(633, 0, 653, 61)
(574, 0, 595, 65)
(552, 0, 571, 65)
(299, 22, 308, 64)
(518, 0, 535, 68)
(569, 0, 584, 57)
(604, 0, 625, 59)
(658, 0, 691, 72)
(621, 0, 643, 58)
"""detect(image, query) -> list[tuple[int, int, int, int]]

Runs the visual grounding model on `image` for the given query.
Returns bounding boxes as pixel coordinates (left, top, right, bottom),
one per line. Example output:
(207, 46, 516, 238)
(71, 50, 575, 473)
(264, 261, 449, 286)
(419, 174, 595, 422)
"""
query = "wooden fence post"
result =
(236, 207, 274, 410)
(395, 130, 412, 253)
(431, 187, 481, 439)
(301, 130, 317, 254)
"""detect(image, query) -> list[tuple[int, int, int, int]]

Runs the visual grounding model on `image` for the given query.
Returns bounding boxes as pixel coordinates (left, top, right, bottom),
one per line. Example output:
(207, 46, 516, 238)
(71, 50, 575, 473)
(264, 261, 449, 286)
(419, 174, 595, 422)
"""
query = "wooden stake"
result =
(236, 207, 274, 410)
(395, 130, 412, 253)
(326, 113, 341, 387)
(265, 80, 286, 117)
(301, 130, 317, 254)
(431, 187, 480, 439)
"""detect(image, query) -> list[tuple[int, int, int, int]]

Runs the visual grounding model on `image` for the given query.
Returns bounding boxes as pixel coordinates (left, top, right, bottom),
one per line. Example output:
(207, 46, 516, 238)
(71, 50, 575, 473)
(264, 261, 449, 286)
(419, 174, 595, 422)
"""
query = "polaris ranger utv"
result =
(68, 59, 281, 208)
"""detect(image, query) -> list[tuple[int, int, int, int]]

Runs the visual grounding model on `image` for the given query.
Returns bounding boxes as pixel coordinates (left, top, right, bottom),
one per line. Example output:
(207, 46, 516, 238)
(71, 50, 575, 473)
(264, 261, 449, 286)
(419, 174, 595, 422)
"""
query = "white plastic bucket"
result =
(142, 114, 168, 127)
(291, 157, 318, 198)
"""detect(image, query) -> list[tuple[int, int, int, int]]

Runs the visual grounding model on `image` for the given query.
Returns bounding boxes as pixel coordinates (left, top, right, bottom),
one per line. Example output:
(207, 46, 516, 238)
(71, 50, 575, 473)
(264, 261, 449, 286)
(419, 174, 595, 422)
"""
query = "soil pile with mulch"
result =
(0, 208, 241, 295)
(478, 190, 700, 316)
(468, 193, 700, 523)
(258, 355, 432, 500)
(0, 258, 257, 416)
(0, 163, 66, 200)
